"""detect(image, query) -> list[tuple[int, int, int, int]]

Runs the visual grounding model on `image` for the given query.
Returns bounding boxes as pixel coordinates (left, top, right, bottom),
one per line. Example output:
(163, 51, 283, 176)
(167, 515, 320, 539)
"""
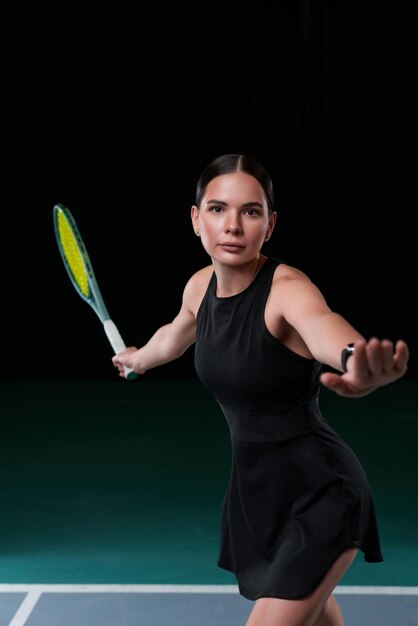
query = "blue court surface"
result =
(0, 585, 418, 626)
(1, 585, 418, 625)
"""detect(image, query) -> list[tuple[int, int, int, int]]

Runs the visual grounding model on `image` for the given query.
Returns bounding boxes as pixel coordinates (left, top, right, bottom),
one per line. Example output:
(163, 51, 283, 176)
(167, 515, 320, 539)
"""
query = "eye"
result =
(244, 209, 261, 216)
(209, 205, 224, 213)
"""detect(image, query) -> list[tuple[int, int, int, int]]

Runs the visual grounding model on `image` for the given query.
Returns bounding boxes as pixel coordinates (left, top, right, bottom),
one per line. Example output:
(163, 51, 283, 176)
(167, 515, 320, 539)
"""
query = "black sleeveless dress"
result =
(194, 256, 383, 601)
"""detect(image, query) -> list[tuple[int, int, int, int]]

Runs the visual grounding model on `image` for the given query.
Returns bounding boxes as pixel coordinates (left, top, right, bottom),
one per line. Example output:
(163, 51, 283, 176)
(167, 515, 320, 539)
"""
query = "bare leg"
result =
(244, 547, 358, 626)
(312, 594, 344, 626)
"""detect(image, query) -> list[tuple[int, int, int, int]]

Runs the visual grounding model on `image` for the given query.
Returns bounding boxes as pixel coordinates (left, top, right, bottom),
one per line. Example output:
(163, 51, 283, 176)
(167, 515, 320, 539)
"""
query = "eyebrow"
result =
(206, 199, 264, 209)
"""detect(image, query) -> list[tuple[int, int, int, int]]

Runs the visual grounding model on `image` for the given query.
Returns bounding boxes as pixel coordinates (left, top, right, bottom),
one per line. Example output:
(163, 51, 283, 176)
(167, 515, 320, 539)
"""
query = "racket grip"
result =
(103, 319, 138, 381)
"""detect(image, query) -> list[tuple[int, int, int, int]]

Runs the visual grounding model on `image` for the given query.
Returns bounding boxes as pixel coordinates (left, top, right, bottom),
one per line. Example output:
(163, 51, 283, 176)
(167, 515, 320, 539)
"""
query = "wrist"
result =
(341, 343, 355, 373)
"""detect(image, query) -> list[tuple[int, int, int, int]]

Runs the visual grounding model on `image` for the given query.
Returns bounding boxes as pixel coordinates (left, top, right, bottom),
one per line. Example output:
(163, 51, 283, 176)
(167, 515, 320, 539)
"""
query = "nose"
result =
(225, 214, 242, 234)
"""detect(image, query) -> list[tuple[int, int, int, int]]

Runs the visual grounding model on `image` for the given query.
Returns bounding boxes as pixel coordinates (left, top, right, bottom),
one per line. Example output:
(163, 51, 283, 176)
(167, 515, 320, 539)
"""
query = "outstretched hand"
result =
(320, 337, 409, 398)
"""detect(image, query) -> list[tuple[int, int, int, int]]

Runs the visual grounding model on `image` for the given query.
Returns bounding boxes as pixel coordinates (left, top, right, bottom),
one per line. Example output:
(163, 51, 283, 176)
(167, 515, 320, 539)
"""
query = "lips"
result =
(220, 242, 244, 248)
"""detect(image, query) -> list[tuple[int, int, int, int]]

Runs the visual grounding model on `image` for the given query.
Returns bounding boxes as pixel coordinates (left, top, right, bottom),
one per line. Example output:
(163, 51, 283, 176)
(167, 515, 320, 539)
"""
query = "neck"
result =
(213, 255, 265, 298)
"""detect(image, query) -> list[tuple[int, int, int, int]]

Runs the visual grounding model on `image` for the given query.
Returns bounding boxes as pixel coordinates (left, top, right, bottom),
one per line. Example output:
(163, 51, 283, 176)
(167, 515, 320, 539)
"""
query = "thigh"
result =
(245, 547, 358, 626)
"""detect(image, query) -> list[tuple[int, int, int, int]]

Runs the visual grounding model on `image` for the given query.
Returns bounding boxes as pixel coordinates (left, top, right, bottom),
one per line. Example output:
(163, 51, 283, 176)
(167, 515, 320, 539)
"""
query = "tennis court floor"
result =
(1, 379, 417, 625)
(2, 585, 418, 625)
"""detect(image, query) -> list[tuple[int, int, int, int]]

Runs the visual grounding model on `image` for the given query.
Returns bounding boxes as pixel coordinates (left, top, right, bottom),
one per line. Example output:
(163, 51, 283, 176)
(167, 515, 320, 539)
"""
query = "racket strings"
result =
(56, 210, 90, 297)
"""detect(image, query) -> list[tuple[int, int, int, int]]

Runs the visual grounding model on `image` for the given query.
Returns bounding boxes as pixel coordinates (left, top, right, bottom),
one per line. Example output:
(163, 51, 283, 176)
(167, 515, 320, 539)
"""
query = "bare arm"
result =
(276, 271, 409, 397)
(112, 276, 198, 377)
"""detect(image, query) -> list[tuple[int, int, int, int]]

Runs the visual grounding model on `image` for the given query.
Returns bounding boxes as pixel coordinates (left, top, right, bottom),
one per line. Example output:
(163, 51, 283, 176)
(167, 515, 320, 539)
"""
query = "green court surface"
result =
(0, 378, 417, 586)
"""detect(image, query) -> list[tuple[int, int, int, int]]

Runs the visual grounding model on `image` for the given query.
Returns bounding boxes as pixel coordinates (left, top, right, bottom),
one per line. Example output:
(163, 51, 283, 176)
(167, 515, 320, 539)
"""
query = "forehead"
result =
(203, 172, 266, 204)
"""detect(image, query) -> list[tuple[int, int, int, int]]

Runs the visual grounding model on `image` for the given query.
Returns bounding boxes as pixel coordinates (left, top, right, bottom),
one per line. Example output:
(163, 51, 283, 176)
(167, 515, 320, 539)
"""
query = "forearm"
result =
(132, 323, 186, 373)
(312, 312, 365, 371)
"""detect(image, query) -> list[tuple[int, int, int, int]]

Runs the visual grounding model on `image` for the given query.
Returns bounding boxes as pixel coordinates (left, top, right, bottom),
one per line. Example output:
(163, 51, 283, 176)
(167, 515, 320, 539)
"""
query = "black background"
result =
(1, 3, 416, 380)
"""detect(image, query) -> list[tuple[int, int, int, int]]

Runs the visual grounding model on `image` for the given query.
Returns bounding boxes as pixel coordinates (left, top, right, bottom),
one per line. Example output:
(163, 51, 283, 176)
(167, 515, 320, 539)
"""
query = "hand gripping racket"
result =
(53, 203, 137, 380)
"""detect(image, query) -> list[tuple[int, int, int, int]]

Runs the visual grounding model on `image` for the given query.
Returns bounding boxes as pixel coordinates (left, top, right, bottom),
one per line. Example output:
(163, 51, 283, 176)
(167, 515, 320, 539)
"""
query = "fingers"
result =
(321, 336, 409, 398)
(381, 339, 394, 372)
(112, 346, 137, 365)
(112, 355, 125, 376)
(393, 339, 409, 374)
(363, 337, 409, 377)
(112, 346, 141, 378)
(365, 337, 387, 376)
(112, 350, 131, 376)
(351, 340, 369, 377)
(113, 360, 126, 377)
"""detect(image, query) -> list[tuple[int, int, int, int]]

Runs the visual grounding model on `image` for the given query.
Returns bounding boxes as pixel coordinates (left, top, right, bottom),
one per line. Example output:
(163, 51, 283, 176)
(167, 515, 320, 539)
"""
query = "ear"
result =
(266, 211, 277, 239)
(191, 205, 200, 234)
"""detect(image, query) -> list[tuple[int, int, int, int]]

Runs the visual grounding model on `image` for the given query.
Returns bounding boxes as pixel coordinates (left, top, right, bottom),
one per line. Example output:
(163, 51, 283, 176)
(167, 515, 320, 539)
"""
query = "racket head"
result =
(53, 203, 100, 315)
(53, 203, 136, 381)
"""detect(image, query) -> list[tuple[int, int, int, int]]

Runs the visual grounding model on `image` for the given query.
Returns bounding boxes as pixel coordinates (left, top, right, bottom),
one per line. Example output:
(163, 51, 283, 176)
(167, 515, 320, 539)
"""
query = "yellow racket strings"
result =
(57, 209, 89, 298)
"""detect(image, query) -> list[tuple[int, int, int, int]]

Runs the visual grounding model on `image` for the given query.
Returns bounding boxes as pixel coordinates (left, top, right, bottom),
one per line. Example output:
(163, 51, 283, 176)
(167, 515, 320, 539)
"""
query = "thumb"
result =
(115, 353, 126, 364)
(320, 372, 341, 389)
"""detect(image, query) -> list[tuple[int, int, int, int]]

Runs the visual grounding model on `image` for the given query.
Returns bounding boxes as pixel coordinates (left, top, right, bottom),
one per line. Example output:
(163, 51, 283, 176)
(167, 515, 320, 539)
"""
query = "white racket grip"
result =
(103, 319, 137, 380)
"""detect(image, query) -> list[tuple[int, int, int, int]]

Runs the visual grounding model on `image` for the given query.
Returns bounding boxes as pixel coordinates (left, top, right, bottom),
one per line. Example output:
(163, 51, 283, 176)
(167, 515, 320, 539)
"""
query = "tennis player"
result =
(113, 154, 409, 626)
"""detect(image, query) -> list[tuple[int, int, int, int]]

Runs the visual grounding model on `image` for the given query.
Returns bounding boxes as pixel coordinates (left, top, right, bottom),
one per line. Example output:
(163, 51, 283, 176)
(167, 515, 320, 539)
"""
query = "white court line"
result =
(8, 591, 42, 626)
(335, 586, 418, 595)
(1, 584, 418, 595)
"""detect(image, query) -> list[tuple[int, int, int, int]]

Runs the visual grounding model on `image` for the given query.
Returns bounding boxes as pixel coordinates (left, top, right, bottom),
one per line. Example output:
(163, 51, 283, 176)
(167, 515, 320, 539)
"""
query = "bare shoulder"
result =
(182, 264, 214, 318)
(269, 261, 330, 315)
(271, 262, 314, 289)
(264, 261, 331, 359)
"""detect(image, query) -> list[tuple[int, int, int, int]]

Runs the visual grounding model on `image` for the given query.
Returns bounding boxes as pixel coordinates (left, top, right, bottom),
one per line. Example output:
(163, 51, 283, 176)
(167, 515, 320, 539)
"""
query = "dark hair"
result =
(195, 154, 275, 214)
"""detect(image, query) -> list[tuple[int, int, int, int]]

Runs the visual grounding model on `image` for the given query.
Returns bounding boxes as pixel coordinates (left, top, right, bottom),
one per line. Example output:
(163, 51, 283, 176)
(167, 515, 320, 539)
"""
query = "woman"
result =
(113, 154, 409, 626)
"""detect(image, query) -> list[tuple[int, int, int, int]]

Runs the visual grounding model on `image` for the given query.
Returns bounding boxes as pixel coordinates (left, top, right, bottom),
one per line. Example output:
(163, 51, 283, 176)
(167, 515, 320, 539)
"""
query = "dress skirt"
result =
(217, 416, 383, 601)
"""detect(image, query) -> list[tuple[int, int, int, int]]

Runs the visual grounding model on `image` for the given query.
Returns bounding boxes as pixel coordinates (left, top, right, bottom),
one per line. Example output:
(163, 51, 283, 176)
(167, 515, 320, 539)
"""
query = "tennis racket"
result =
(53, 203, 137, 380)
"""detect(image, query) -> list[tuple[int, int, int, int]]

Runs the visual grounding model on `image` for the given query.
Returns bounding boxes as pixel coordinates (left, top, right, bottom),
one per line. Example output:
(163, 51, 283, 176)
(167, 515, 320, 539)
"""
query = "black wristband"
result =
(341, 343, 356, 372)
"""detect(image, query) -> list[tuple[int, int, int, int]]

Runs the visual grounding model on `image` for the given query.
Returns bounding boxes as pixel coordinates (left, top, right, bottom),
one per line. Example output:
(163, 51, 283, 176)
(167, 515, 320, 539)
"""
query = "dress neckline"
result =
(213, 257, 271, 301)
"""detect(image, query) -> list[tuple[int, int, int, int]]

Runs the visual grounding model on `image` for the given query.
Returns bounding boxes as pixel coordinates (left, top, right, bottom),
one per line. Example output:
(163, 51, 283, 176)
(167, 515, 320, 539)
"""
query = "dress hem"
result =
(217, 543, 383, 601)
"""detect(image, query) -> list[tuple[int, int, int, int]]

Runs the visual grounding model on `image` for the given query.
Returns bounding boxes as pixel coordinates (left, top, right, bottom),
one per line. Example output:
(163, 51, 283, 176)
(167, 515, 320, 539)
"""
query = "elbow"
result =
(163, 337, 194, 362)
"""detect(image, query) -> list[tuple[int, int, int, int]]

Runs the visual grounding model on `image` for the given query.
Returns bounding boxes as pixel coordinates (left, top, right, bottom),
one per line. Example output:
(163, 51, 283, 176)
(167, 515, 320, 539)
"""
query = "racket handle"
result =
(103, 319, 138, 381)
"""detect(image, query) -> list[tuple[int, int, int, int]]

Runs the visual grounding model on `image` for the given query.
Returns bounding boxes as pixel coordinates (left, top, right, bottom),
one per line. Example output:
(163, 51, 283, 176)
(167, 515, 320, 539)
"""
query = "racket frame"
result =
(53, 203, 137, 380)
